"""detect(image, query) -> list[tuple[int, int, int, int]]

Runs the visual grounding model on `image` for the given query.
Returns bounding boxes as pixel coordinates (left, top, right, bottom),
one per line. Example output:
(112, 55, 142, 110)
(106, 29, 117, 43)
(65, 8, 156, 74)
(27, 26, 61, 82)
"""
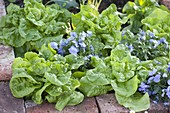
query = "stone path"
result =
(0, 0, 170, 113)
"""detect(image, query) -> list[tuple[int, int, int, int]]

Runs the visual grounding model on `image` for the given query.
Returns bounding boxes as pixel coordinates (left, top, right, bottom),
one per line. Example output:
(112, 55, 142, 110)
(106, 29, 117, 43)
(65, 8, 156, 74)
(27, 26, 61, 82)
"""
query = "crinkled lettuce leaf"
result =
(10, 68, 42, 98)
(79, 57, 113, 97)
(142, 8, 170, 40)
(32, 82, 51, 104)
(110, 44, 140, 82)
(65, 54, 84, 70)
(115, 92, 150, 112)
(111, 76, 140, 97)
(55, 91, 84, 111)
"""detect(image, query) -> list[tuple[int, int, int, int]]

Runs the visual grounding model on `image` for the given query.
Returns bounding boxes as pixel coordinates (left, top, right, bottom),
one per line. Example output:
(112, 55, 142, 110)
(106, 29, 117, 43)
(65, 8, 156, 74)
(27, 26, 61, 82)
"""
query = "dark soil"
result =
(99, 0, 134, 12)
(4, 0, 134, 12)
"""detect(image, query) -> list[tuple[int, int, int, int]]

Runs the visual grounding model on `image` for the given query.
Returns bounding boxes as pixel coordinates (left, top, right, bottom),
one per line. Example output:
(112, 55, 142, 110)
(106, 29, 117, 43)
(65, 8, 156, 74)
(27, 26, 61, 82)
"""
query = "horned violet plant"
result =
(121, 29, 169, 61)
(138, 57, 170, 106)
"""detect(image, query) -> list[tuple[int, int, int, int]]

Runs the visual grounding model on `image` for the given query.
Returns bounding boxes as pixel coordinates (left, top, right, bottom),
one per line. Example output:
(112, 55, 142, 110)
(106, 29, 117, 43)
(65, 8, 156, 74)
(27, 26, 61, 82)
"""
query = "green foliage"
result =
(10, 47, 85, 111)
(50, 0, 79, 9)
(142, 7, 170, 41)
(110, 44, 140, 82)
(0, 0, 71, 57)
(121, 29, 169, 61)
(8, 0, 17, 2)
(10, 43, 151, 112)
(116, 92, 150, 112)
(122, 0, 159, 33)
(8, 0, 16, 2)
(72, 4, 124, 50)
(6, 0, 170, 112)
(111, 76, 140, 97)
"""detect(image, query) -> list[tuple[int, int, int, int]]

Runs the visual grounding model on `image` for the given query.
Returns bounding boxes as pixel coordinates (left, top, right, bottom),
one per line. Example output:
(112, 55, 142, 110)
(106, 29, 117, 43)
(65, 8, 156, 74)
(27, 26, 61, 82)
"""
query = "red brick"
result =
(96, 94, 129, 113)
(0, 0, 6, 16)
(0, 0, 15, 81)
(0, 82, 25, 113)
(96, 94, 169, 113)
(160, 0, 170, 9)
(147, 100, 168, 113)
(0, 45, 15, 80)
(26, 97, 98, 113)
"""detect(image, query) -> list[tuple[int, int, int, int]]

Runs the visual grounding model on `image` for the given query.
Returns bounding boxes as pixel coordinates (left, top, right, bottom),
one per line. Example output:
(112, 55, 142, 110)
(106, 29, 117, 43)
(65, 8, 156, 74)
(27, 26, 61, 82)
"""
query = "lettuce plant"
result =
(10, 48, 85, 111)
(122, 0, 159, 33)
(0, 0, 71, 57)
(142, 7, 170, 42)
(72, 4, 126, 51)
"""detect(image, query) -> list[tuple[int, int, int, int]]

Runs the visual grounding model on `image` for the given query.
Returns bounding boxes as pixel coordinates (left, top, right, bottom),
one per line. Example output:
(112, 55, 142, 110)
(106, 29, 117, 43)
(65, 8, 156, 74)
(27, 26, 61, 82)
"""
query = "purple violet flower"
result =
(87, 31, 92, 37)
(138, 82, 150, 93)
(149, 39, 160, 48)
(153, 74, 161, 83)
(165, 86, 170, 99)
(166, 92, 170, 99)
(167, 63, 170, 72)
(60, 40, 67, 48)
(147, 76, 154, 84)
(50, 42, 58, 49)
(80, 31, 87, 39)
(162, 89, 166, 97)
(90, 45, 94, 52)
(79, 42, 86, 48)
(58, 48, 64, 56)
(149, 39, 157, 43)
(149, 32, 155, 38)
(159, 38, 168, 44)
(139, 35, 146, 40)
(140, 30, 146, 36)
(153, 100, 158, 104)
(162, 73, 168, 78)
(72, 40, 79, 48)
(149, 69, 157, 76)
(163, 102, 169, 106)
(66, 36, 75, 43)
(167, 79, 170, 85)
(70, 32, 77, 38)
(127, 44, 134, 52)
(68, 46, 79, 55)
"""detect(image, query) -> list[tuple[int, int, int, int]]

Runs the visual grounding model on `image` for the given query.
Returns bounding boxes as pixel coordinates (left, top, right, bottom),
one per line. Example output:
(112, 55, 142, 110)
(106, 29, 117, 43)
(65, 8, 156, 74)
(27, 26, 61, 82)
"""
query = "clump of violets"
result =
(121, 29, 169, 61)
(50, 31, 96, 58)
(138, 60, 170, 106)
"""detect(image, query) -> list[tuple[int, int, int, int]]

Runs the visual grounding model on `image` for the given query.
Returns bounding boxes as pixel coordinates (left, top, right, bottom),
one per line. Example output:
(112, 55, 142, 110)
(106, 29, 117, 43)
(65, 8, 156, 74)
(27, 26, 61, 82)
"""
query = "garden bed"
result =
(1, 0, 170, 112)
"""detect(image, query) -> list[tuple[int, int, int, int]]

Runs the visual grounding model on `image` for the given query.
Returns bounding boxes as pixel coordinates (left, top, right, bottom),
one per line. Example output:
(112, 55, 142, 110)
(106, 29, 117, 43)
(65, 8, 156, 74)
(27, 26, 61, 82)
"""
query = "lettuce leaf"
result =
(111, 76, 140, 97)
(10, 68, 42, 98)
(115, 92, 150, 112)
(79, 56, 113, 97)
(110, 44, 139, 82)
(142, 8, 170, 41)
(55, 91, 84, 111)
